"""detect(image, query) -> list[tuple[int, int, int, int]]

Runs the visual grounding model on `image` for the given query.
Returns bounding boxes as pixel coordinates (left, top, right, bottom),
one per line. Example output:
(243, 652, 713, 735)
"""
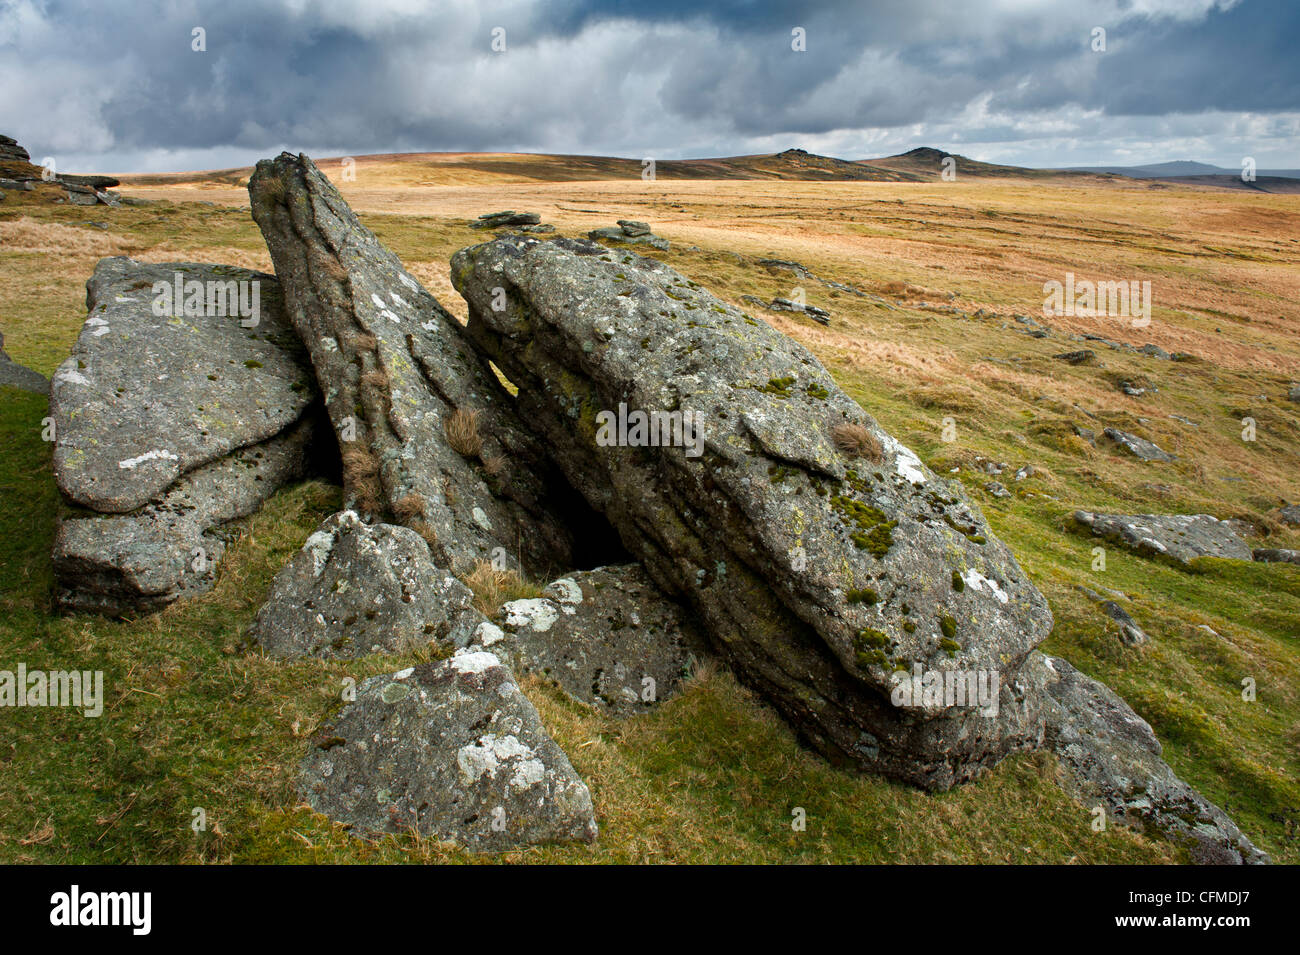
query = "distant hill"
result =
(1063, 160, 1300, 181)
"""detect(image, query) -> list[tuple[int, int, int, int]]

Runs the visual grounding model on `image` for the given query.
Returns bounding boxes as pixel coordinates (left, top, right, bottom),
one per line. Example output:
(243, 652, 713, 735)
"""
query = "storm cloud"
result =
(0, 0, 1295, 172)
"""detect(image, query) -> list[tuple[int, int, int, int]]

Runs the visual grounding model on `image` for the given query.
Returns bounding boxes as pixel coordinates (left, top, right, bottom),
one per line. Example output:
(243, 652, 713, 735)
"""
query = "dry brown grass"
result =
(831, 422, 883, 461)
(445, 408, 483, 458)
(391, 492, 425, 523)
(462, 559, 542, 617)
(0, 217, 144, 257)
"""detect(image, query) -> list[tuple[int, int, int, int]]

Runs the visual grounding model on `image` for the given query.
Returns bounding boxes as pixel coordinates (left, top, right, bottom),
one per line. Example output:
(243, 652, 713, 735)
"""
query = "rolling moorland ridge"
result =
(1, 135, 1298, 864)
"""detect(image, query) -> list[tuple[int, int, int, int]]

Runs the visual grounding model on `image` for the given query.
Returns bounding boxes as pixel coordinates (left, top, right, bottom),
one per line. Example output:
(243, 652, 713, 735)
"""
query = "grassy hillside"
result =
(2, 159, 1296, 863)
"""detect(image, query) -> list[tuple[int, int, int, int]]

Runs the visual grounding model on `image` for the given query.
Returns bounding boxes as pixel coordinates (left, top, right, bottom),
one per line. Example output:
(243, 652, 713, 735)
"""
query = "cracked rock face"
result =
(248, 152, 579, 576)
(50, 258, 316, 513)
(1074, 511, 1253, 565)
(483, 564, 707, 716)
(249, 510, 484, 659)
(299, 648, 598, 850)
(53, 417, 315, 615)
(452, 235, 1053, 789)
(1040, 654, 1268, 864)
(48, 258, 322, 615)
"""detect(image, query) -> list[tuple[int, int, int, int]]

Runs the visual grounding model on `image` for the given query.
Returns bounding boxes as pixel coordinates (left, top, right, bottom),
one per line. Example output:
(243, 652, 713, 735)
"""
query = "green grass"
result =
(2, 181, 1295, 864)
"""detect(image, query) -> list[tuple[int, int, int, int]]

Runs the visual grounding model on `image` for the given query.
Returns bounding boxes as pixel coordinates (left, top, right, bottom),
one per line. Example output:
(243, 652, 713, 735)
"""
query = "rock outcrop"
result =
(1253, 548, 1300, 566)
(452, 235, 1052, 790)
(248, 510, 485, 659)
(299, 648, 598, 849)
(483, 564, 706, 716)
(1102, 427, 1176, 462)
(470, 210, 551, 232)
(0, 330, 49, 394)
(1040, 654, 1268, 864)
(588, 220, 669, 250)
(49, 258, 323, 614)
(248, 153, 587, 576)
(1074, 511, 1253, 566)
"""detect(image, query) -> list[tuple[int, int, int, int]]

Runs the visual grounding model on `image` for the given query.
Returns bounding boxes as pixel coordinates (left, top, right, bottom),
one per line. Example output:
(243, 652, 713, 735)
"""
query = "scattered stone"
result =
(1099, 601, 1148, 646)
(1169, 414, 1198, 427)
(50, 258, 317, 513)
(486, 564, 706, 717)
(454, 234, 1053, 791)
(1073, 425, 1096, 444)
(1102, 427, 1176, 462)
(1053, 349, 1094, 365)
(248, 511, 484, 659)
(985, 481, 1010, 498)
(1120, 381, 1147, 397)
(1278, 504, 1300, 526)
(768, 297, 830, 325)
(470, 210, 541, 230)
(1040, 654, 1267, 864)
(1253, 548, 1300, 566)
(1073, 511, 1253, 566)
(1288, 385, 1300, 403)
(1014, 465, 1034, 481)
(0, 330, 49, 394)
(587, 221, 669, 250)
(1139, 344, 1170, 360)
(248, 153, 582, 575)
(299, 648, 598, 850)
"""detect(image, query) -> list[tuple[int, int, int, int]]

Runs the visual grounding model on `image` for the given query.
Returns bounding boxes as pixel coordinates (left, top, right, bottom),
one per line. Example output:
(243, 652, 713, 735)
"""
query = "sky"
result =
(1, 0, 1296, 174)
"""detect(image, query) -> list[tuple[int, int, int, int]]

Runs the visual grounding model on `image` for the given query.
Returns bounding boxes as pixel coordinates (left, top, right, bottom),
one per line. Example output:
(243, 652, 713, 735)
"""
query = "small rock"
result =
(1073, 511, 1253, 566)
(299, 648, 598, 850)
(1053, 349, 1095, 365)
(1253, 548, 1300, 566)
(471, 210, 541, 229)
(1278, 504, 1300, 526)
(1099, 601, 1148, 646)
(1102, 427, 1176, 463)
(985, 481, 1010, 498)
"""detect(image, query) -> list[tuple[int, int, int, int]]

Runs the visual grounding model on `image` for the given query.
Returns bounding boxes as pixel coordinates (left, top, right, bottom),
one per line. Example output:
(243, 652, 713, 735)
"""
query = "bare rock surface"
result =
(1074, 510, 1253, 565)
(484, 564, 706, 716)
(53, 418, 315, 615)
(453, 234, 1053, 790)
(299, 647, 598, 850)
(50, 258, 314, 513)
(249, 510, 484, 659)
(248, 153, 580, 576)
(1040, 654, 1268, 864)
(1102, 427, 1176, 462)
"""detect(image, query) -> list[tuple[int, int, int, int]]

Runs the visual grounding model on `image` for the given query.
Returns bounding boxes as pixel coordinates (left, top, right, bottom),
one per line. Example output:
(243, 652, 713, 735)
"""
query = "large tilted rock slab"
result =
(248, 153, 580, 576)
(300, 648, 598, 850)
(482, 564, 707, 717)
(1039, 654, 1268, 864)
(1074, 511, 1253, 566)
(51, 258, 315, 513)
(453, 235, 1052, 789)
(248, 510, 484, 659)
(53, 418, 315, 615)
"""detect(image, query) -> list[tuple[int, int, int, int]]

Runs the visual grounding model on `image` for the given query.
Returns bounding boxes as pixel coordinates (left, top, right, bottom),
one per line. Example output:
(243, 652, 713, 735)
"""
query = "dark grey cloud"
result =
(0, 0, 1294, 172)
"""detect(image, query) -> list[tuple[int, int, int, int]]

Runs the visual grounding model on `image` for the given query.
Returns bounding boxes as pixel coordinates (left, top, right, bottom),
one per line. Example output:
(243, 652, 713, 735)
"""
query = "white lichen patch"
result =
(451, 648, 501, 674)
(502, 598, 559, 633)
(545, 577, 583, 606)
(471, 506, 492, 531)
(961, 568, 1009, 604)
(473, 621, 506, 647)
(118, 449, 179, 470)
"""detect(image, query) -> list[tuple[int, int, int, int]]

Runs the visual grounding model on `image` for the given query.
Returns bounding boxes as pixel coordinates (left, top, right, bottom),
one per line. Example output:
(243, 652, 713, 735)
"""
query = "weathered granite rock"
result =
(1040, 654, 1268, 864)
(249, 510, 484, 659)
(1253, 548, 1300, 566)
(1102, 427, 1176, 462)
(471, 210, 541, 229)
(0, 134, 30, 164)
(1278, 504, 1300, 526)
(587, 222, 670, 251)
(53, 417, 316, 615)
(50, 258, 315, 513)
(481, 564, 706, 716)
(0, 330, 49, 394)
(299, 648, 598, 850)
(453, 235, 1053, 790)
(248, 152, 584, 575)
(1074, 511, 1253, 566)
(1100, 601, 1148, 646)
(769, 298, 830, 325)
(1053, 349, 1094, 365)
